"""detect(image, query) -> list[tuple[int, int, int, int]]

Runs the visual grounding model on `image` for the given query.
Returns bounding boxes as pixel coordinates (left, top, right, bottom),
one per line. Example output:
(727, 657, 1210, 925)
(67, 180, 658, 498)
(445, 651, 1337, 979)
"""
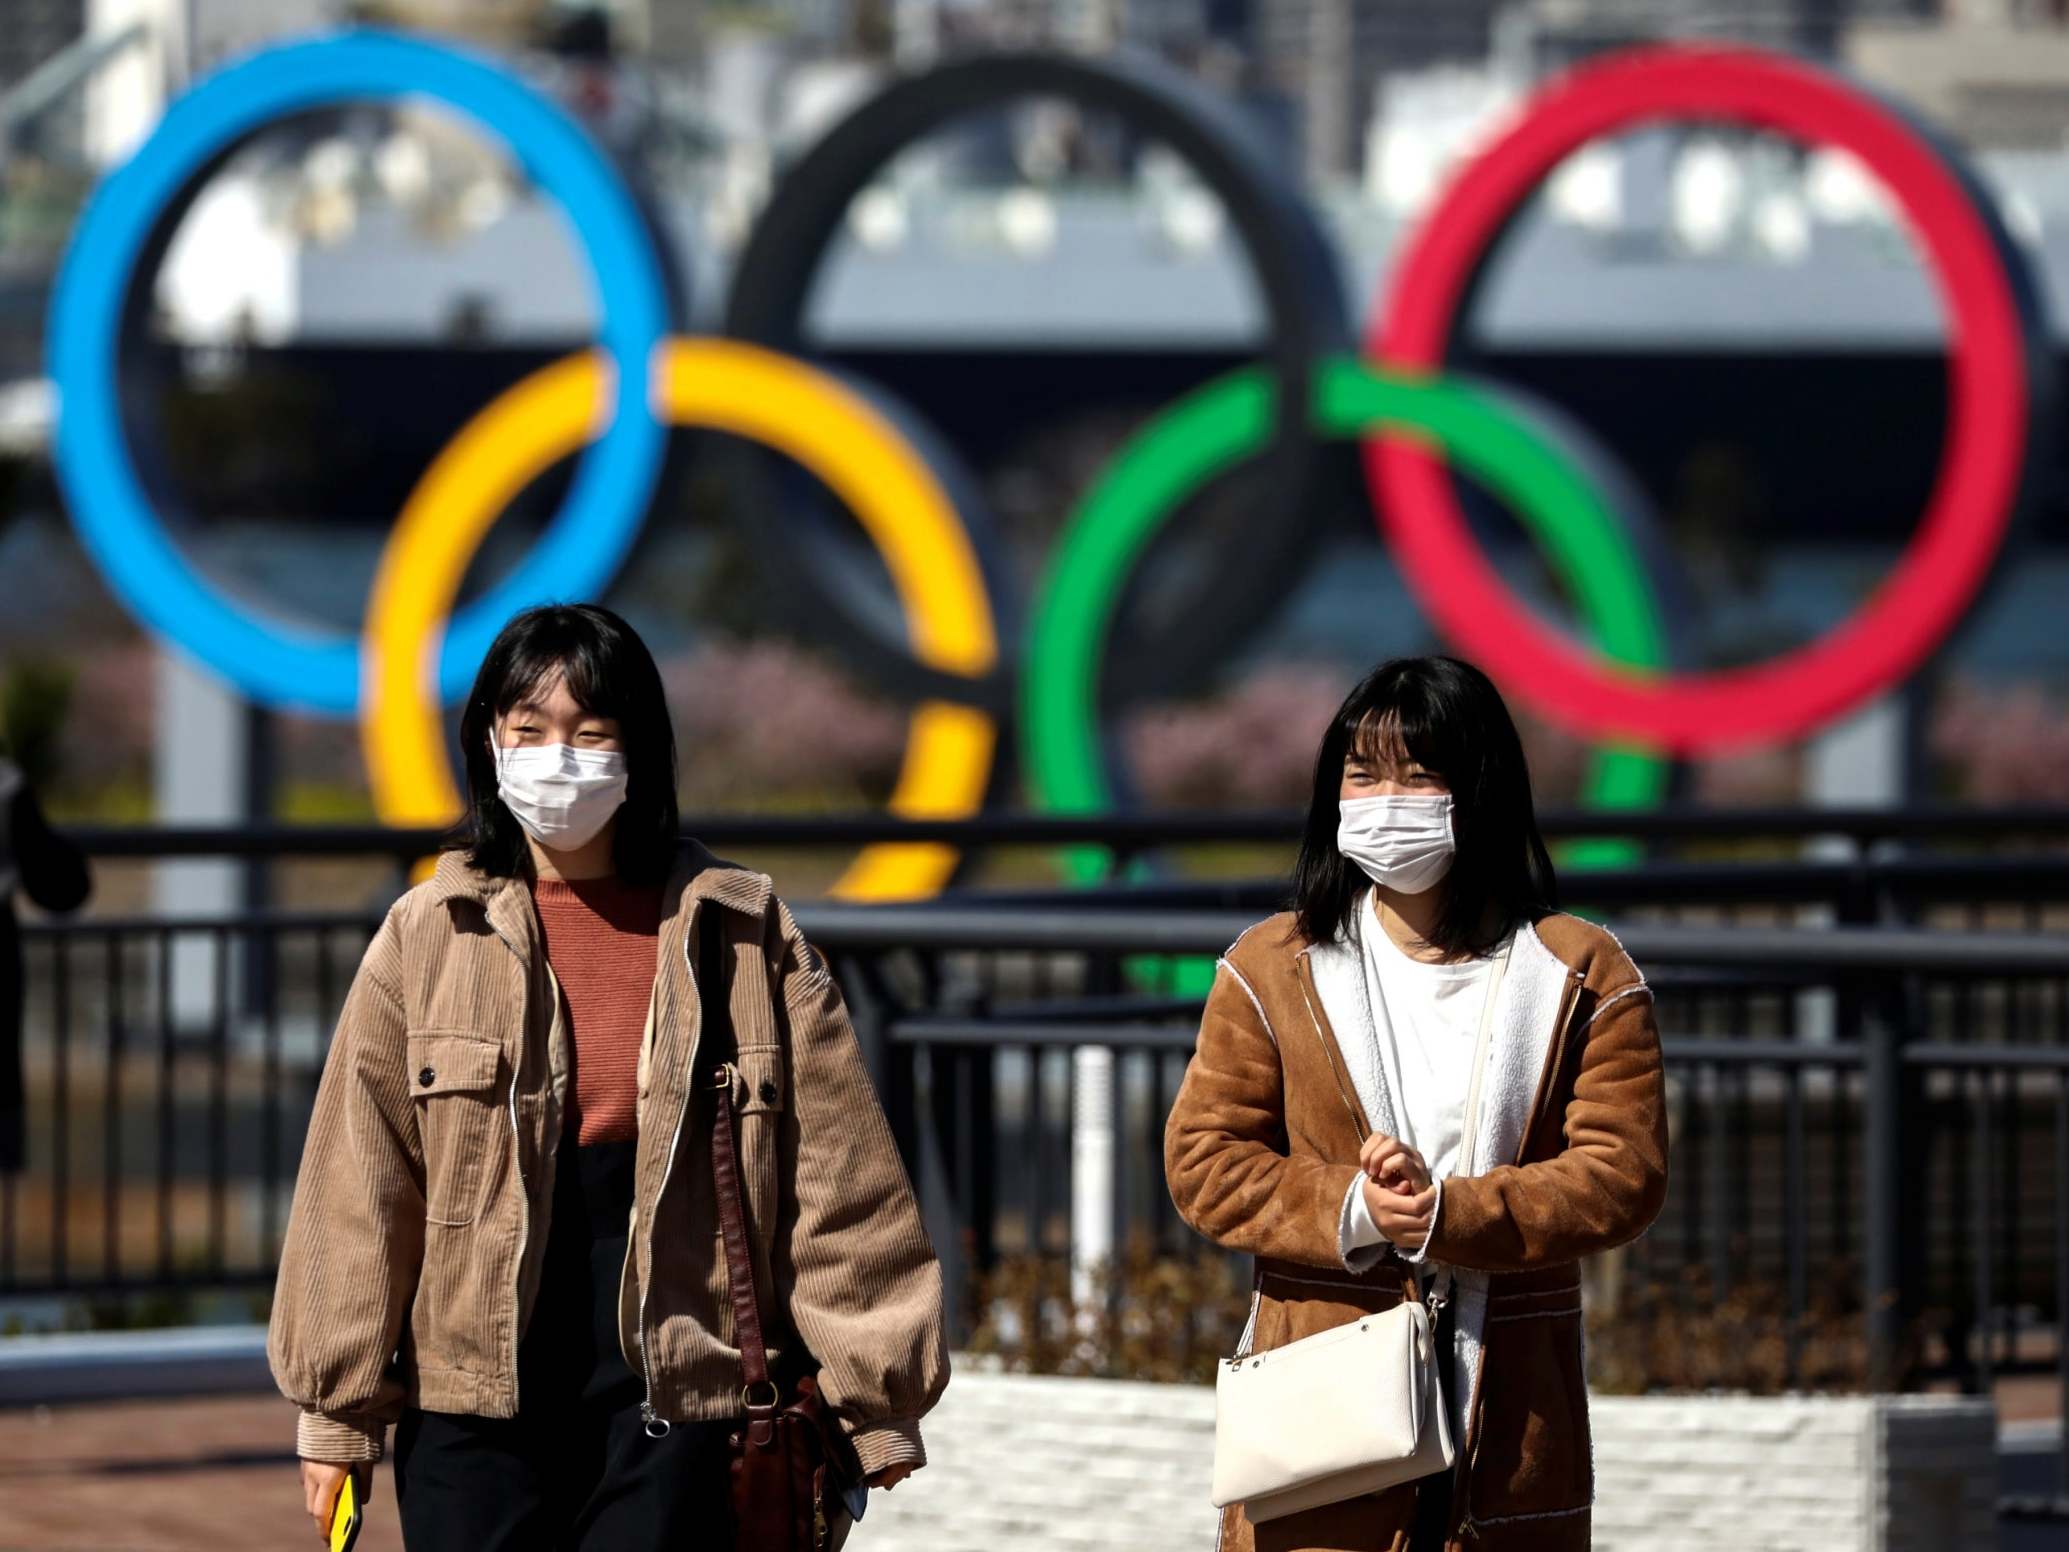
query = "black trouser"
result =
(393, 1134, 735, 1550)
(1408, 1294, 1461, 1552)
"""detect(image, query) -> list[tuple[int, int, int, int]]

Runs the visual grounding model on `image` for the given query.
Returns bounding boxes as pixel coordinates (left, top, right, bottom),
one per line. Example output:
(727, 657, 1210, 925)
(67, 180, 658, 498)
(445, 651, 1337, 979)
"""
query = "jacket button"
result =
(418, 1066, 436, 1088)
(758, 1080, 779, 1105)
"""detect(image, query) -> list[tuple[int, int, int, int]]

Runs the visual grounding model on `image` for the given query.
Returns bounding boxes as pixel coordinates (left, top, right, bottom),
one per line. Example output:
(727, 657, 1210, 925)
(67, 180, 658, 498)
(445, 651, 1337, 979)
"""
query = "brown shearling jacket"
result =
(1166, 908, 1668, 1552)
(266, 838, 948, 1474)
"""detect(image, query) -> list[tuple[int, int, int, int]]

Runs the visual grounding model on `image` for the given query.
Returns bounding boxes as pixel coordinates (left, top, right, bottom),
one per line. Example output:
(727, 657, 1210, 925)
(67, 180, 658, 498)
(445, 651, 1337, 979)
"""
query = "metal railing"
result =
(4, 840, 2066, 1494)
(796, 906, 2069, 1507)
(4, 909, 374, 1303)
(50, 808, 2069, 942)
(50, 804, 2069, 860)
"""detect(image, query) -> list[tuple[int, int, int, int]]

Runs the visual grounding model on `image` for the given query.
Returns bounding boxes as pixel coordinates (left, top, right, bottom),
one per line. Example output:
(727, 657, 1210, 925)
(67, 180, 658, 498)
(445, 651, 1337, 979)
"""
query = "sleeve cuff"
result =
(1399, 1177, 1443, 1265)
(296, 1407, 386, 1463)
(1337, 1172, 1391, 1272)
(847, 1416, 926, 1478)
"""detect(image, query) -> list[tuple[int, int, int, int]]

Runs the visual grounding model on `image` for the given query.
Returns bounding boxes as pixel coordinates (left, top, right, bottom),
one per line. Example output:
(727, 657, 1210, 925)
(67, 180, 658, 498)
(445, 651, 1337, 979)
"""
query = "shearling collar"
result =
(426, 835, 773, 918)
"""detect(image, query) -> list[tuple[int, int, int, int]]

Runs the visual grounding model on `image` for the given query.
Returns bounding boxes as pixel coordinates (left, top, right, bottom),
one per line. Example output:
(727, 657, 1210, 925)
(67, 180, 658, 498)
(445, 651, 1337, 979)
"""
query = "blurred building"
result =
(1, 2, 87, 95)
(1241, 2, 1498, 181)
(1503, 0, 1924, 67)
(11, 0, 2069, 685)
(1850, 4, 2069, 147)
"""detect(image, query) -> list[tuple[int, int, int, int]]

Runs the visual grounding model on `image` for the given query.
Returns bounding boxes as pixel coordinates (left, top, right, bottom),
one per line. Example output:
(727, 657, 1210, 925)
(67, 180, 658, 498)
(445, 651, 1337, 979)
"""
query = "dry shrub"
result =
(1583, 1265, 1934, 1395)
(1930, 675, 2069, 804)
(971, 1253, 1936, 1395)
(966, 1243, 1250, 1384)
(659, 637, 907, 808)
(1121, 664, 1353, 809)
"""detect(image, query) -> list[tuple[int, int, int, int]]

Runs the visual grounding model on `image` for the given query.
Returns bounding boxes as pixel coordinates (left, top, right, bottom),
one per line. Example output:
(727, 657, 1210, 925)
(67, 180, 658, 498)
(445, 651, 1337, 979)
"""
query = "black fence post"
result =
(1861, 965, 1921, 1391)
(1863, 1020, 1901, 1387)
(968, 1047, 998, 1281)
(2055, 1073, 2069, 1496)
(914, 1043, 970, 1348)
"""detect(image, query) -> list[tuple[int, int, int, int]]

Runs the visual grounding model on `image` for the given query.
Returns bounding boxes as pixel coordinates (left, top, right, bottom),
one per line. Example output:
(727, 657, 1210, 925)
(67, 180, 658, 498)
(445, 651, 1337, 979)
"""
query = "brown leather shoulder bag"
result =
(700, 916, 860, 1551)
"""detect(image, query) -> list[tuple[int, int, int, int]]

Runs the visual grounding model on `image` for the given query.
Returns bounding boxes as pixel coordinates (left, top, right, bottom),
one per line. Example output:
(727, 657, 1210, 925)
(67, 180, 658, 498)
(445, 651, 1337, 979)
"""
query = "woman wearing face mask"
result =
(269, 604, 947, 1549)
(1166, 655, 1667, 1552)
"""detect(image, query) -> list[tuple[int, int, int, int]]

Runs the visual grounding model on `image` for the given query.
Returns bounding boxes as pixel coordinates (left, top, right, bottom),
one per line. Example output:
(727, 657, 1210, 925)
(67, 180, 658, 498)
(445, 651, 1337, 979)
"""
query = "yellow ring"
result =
(362, 338, 999, 899)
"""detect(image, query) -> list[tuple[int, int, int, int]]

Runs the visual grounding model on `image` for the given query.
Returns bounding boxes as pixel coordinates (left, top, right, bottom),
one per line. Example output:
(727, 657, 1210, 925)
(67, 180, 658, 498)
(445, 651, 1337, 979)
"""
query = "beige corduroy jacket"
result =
(266, 838, 949, 1473)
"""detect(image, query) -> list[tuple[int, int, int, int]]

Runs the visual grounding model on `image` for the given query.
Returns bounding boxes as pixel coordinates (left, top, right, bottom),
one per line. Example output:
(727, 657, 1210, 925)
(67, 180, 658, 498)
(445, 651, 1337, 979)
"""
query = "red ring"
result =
(1364, 45, 2031, 754)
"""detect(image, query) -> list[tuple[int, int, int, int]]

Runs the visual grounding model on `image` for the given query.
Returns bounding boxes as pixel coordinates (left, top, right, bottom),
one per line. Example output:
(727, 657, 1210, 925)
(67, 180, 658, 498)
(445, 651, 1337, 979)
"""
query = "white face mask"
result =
(492, 735, 629, 852)
(1336, 794, 1456, 895)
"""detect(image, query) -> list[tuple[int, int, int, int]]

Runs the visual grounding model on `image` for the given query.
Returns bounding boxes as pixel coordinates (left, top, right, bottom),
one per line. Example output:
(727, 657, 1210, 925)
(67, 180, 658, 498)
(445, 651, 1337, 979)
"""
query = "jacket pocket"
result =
(735, 1045, 786, 1114)
(406, 1031, 505, 1228)
(1468, 1305, 1592, 1523)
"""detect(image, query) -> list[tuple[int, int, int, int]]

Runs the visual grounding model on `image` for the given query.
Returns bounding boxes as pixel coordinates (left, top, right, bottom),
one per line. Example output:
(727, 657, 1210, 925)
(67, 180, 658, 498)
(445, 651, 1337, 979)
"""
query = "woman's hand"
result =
(1363, 1178, 1438, 1250)
(1360, 1133, 1431, 1195)
(300, 1459, 369, 1541)
(868, 1462, 917, 1491)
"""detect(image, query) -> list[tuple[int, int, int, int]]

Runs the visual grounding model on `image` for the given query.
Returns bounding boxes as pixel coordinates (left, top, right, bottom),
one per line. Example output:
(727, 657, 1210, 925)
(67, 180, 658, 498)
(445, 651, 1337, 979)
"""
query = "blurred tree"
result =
(0, 659, 74, 792)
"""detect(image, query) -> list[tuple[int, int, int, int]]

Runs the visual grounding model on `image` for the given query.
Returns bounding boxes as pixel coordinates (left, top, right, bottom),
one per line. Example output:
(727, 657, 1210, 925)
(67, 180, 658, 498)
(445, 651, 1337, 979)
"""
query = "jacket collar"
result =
(1299, 914, 1575, 1170)
(427, 835, 773, 919)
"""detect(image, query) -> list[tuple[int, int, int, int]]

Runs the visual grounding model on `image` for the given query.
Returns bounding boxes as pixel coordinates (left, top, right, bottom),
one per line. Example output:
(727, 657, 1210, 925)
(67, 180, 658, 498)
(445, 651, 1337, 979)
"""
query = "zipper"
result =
(485, 914, 545, 1417)
(634, 972, 661, 1097)
(618, 978, 663, 1376)
(637, 911, 703, 1438)
(617, 1198, 638, 1364)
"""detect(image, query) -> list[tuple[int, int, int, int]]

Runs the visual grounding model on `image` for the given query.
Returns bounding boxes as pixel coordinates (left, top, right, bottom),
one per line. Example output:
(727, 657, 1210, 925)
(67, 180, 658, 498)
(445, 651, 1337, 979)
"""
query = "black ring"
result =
(724, 48, 1352, 705)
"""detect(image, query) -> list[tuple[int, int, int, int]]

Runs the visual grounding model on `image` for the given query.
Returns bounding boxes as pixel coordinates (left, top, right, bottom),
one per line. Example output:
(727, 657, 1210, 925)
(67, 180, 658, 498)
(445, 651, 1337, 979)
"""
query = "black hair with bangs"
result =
(447, 604, 680, 885)
(1289, 655, 1557, 955)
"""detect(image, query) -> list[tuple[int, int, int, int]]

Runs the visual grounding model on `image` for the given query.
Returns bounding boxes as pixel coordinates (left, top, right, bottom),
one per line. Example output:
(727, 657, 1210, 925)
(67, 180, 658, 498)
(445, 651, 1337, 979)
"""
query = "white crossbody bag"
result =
(1210, 936, 1511, 1523)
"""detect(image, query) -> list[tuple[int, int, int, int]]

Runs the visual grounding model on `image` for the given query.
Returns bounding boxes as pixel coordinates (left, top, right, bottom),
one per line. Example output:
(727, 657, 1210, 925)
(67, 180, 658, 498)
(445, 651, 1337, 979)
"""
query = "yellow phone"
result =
(329, 1468, 363, 1552)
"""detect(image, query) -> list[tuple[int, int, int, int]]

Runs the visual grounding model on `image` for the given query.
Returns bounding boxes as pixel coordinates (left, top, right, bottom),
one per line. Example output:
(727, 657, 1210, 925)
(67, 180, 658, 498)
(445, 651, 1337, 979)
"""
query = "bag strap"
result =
(702, 913, 777, 1418)
(1429, 929, 1512, 1312)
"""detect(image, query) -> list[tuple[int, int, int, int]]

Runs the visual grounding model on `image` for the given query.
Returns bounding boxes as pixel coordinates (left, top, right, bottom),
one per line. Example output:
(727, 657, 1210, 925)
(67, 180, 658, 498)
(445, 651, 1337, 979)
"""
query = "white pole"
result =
(1070, 1044, 1115, 1309)
(1798, 693, 1908, 1043)
(84, 0, 176, 169)
(151, 647, 246, 1034)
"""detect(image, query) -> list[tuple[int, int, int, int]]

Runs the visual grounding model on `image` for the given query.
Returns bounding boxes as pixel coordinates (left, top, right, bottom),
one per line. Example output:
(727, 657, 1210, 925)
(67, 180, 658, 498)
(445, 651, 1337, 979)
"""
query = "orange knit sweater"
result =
(529, 873, 663, 1146)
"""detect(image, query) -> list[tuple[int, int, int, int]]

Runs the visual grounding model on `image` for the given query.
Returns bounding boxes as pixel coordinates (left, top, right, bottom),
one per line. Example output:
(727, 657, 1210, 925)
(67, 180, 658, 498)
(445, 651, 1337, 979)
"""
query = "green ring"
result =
(1023, 358, 1671, 944)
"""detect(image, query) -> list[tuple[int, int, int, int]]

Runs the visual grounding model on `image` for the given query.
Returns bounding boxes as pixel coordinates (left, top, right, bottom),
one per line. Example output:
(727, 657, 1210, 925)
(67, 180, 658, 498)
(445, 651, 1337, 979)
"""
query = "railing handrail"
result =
(23, 897, 2069, 974)
(880, 855, 2069, 912)
(0, 21, 150, 148)
(783, 905, 2069, 973)
(46, 804, 2069, 859)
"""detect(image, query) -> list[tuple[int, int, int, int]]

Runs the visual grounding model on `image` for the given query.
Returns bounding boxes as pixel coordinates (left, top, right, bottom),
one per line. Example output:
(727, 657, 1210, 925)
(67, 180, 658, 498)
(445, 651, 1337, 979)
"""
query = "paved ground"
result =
(0, 1395, 401, 1552)
(2, 1386, 2059, 1551)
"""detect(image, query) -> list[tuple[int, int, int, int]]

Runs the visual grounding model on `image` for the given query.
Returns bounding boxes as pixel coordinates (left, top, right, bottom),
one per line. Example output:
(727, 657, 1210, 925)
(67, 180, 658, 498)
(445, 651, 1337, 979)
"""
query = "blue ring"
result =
(46, 30, 670, 713)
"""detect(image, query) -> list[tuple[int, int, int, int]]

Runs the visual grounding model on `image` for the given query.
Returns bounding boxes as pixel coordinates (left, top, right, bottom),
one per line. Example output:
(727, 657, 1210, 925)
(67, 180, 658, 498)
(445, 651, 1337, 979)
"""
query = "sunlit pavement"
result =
(0, 1387, 2058, 1551)
(0, 1395, 400, 1552)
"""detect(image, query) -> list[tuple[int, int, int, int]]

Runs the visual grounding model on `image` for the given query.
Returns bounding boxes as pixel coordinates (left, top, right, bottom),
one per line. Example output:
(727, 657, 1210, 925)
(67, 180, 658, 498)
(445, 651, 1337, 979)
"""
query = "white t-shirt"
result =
(1359, 888, 1499, 1184)
(1340, 889, 1507, 1260)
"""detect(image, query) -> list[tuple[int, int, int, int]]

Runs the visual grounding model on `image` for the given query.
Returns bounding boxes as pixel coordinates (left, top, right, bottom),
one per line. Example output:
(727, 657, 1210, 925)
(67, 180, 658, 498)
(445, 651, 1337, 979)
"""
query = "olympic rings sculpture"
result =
(47, 30, 2049, 899)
